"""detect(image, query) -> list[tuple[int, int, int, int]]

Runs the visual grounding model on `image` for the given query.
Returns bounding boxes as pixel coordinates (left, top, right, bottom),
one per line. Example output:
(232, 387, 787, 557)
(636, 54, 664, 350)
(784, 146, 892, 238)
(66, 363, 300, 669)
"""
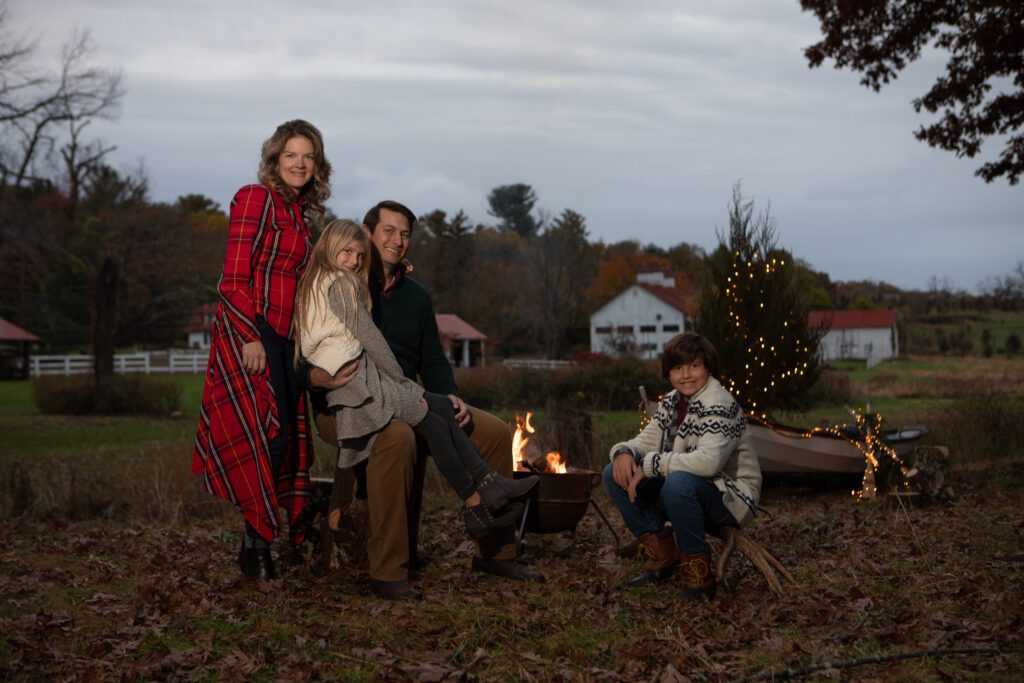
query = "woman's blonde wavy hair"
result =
(294, 219, 372, 363)
(257, 119, 332, 223)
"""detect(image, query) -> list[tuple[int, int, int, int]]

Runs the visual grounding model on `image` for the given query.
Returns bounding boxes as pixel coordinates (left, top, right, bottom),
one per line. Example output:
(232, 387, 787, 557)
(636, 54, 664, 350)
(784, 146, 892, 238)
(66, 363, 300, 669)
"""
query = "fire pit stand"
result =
(512, 471, 621, 551)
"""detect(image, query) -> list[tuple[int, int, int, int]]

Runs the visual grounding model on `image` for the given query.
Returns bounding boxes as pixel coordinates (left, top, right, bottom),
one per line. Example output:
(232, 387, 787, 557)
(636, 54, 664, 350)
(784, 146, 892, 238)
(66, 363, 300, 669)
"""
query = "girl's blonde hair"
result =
(294, 219, 372, 361)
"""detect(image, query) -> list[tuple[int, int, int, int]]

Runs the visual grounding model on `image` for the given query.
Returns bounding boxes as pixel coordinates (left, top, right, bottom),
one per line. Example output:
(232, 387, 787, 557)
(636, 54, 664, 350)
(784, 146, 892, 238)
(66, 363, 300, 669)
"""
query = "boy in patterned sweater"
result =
(604, 332, 762, 599)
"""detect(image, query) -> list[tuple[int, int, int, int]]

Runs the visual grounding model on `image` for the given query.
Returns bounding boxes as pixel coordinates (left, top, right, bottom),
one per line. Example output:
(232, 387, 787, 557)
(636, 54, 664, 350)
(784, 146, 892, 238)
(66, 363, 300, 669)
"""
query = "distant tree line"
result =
(0, 7, 225, 406)
(408, 185, 708, 359)
(4, 6, 1020, 376)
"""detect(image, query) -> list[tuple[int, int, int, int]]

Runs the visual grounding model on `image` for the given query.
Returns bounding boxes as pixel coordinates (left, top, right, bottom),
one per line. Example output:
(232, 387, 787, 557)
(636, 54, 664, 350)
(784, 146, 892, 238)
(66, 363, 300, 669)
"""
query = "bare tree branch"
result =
(0, 9, 123, 189)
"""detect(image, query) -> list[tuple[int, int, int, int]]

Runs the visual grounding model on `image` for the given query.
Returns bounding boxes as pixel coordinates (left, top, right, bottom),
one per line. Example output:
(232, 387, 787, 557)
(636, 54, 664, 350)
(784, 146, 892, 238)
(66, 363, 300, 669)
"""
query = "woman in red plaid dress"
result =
(192, 120, 332, 586)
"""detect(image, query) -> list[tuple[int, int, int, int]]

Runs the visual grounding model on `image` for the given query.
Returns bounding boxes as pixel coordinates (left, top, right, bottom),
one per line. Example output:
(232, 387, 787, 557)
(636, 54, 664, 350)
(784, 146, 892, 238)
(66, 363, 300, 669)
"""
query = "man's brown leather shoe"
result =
(471, 556, 546, 582)
(369, 579, 423, 601)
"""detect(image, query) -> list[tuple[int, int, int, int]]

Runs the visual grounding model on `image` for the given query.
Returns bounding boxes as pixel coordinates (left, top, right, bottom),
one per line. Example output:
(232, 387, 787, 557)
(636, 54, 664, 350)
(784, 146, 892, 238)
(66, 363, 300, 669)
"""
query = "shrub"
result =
(932, 394, 1024, 463)
(456, 365, 561, 411)
(806, 369, 853, 404)
(456, 360, 668, 412)
(1006, 332, 1022, 357)
(34, 375, 182, 415)
(981, 329, 994, 358)
(554, 359, 668, 411)
(571, 351, 613, 365)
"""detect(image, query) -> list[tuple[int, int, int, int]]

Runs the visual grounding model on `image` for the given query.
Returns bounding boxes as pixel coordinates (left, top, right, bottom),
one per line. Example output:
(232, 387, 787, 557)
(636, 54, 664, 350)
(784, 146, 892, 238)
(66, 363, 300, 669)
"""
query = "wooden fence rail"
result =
(29, 351, 210, 377)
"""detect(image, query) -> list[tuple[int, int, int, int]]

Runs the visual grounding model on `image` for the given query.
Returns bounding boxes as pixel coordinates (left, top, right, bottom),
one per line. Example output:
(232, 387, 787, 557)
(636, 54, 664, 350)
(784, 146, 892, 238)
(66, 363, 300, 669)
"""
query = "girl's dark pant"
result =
(412, 392, 491, 500)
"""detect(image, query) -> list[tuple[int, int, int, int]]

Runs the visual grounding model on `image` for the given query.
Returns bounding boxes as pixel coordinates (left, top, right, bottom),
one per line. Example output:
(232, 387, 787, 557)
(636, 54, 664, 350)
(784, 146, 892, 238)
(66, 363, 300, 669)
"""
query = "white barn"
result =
(809, 309, 898, 368)
(590, 272, 690, 359)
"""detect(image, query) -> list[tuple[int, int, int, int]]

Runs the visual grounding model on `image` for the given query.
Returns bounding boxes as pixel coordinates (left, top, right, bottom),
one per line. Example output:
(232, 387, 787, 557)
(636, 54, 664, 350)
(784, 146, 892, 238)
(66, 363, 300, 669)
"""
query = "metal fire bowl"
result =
(513, 470, 599, 534)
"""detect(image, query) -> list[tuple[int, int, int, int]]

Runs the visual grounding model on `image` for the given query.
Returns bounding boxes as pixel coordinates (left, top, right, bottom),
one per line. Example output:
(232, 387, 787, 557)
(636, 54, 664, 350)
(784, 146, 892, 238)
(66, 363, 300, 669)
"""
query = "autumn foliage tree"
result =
(695, 186, 826, 416)
(801, 0, 1024, 184)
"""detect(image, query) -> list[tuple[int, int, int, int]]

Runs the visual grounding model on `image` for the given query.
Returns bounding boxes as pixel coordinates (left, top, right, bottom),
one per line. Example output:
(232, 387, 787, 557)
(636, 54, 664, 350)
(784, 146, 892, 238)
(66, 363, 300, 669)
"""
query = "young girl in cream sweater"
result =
(295, 219, 536, 538)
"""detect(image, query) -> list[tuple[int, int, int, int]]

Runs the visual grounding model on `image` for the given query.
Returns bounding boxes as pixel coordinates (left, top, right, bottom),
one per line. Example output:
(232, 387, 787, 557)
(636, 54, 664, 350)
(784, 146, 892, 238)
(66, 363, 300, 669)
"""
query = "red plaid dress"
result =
(192, 184, 314, 544)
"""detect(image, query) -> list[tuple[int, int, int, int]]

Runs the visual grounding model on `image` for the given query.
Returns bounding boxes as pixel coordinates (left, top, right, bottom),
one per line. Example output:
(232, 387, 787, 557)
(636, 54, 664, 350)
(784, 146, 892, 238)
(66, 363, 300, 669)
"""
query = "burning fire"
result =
(545, 451, 568, 474)
(511, 412, 568, 473)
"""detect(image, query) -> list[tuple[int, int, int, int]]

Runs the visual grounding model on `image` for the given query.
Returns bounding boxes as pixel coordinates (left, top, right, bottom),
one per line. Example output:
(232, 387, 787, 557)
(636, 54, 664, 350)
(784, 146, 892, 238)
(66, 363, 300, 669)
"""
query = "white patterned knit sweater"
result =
(608, 377, 762, 526)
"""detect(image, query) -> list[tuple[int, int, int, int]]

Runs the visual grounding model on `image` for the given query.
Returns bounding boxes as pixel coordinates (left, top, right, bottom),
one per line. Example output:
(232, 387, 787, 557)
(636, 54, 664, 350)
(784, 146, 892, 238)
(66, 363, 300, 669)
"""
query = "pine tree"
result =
(695, 185, 826, 417)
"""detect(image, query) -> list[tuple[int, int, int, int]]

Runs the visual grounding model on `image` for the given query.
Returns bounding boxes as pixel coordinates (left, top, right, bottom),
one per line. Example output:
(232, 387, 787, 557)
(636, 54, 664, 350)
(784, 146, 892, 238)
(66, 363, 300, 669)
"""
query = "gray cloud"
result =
(11, 0, 1022, 291)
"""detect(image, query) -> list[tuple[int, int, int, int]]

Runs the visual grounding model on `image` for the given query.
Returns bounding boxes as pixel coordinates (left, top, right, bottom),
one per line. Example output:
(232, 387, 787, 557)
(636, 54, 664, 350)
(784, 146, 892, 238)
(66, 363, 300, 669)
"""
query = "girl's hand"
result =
(242, 341, 266, 375)
(449, 394, 472, 428)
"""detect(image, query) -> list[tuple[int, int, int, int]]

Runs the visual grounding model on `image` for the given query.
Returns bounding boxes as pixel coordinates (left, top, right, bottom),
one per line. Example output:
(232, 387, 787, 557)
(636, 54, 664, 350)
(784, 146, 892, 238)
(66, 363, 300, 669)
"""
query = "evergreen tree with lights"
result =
(695, 185, 826, 419)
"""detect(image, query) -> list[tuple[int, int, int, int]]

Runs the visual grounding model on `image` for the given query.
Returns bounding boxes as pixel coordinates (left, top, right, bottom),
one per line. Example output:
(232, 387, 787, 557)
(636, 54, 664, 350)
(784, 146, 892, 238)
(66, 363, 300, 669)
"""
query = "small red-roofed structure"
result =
(436, 313, 487, 367)
(184, 303, 218, 349)
(0, 316, 40, 379)
(809, 309, 899, 366)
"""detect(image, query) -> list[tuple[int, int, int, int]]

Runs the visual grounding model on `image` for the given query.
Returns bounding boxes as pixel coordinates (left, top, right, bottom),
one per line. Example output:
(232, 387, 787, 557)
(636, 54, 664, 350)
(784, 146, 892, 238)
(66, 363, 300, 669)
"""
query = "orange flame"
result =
(545, 451, 568, 474)
(511, 412, 535, 472)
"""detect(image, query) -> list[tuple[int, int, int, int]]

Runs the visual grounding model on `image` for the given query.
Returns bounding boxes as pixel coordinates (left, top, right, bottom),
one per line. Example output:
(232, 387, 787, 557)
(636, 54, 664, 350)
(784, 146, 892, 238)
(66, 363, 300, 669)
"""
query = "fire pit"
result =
(513, 470, 599, 534)
(510, 413, 620, 547)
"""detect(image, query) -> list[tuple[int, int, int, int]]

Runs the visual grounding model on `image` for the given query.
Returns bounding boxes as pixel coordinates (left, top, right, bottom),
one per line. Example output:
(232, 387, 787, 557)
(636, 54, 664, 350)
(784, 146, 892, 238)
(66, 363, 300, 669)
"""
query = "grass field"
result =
(905, 308, 1024, 354)
(1, 359, 1023, 680)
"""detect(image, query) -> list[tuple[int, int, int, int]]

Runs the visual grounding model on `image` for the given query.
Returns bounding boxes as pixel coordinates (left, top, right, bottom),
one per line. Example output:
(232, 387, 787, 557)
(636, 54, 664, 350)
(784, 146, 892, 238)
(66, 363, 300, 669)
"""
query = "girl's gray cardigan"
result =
(609, 377, 762, 526)
(323, 278, 428, 468)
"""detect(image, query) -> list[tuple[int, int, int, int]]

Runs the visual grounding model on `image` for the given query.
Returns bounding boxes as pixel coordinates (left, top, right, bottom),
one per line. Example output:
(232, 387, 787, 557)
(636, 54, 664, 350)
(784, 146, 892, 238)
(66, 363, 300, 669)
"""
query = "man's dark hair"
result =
(661, 332, 720, 380)
(363, 200, 416, 233)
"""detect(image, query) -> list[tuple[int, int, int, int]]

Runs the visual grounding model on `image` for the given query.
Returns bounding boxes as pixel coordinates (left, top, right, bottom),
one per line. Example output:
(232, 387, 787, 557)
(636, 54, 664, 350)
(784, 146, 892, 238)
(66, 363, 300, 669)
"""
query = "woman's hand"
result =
(612, 452, 637, 490)
(627, 467, 646, 503)
(241, 341, 266, 375)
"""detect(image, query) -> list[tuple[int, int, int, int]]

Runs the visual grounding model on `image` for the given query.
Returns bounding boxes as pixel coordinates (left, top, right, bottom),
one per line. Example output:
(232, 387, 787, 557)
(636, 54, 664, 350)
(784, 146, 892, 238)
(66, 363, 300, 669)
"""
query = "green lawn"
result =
(0, 380, 35, 414)
(906, 308, 1024, 354)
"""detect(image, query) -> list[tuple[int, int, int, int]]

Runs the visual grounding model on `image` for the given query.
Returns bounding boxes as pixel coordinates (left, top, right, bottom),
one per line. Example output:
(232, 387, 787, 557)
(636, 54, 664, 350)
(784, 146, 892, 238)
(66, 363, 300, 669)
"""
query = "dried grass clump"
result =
(931, 394, 1024, 463)
(0, 446, 229, 524)
(33, 375, 181, 415)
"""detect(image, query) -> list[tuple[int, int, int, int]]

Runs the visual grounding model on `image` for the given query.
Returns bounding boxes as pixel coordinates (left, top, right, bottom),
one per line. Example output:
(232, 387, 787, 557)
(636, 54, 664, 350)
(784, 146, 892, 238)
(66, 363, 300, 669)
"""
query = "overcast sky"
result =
(10, 0, 1023, 291)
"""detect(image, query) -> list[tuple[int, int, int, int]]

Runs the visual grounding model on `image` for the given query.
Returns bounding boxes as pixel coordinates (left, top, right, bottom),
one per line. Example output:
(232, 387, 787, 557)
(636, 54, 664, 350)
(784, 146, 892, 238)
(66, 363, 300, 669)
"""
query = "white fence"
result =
(501, 359, 574, 369)
(30, 350, 209, 377)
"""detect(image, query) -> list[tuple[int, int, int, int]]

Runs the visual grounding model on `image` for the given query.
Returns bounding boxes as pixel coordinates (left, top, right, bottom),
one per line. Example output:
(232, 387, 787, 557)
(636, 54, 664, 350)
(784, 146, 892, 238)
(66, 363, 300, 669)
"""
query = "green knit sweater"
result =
(370, 270, 459, 396)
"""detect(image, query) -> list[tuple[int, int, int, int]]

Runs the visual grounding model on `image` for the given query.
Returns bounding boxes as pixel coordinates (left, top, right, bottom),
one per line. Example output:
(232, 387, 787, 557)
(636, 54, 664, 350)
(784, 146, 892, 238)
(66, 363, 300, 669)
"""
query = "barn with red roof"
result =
(808, 309, 899, 367)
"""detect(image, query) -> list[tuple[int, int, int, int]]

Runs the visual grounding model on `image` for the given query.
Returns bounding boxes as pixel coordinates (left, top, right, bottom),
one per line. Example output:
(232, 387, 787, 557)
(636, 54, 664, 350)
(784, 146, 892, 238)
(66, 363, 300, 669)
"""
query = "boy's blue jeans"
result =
(603, 463, 737, 554)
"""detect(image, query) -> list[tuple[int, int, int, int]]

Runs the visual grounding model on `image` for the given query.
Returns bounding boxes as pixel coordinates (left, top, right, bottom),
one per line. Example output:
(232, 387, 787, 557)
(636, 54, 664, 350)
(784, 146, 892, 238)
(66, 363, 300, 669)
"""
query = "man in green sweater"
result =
(309, 200, 543, 600)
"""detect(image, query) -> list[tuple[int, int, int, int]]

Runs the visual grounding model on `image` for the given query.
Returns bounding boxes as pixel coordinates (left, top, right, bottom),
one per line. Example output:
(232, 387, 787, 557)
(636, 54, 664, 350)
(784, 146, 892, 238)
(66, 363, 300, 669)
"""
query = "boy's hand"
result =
(627, 467, 646, 503)
(612, 452, 636, 489)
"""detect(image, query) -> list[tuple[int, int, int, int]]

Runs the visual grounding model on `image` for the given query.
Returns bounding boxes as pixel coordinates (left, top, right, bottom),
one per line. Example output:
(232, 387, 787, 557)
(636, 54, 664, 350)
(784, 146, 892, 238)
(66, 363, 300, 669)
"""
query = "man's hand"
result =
(241, 341, 266, 375)
(627, 467, 646, 503)
(612, 452, 637, 490)
(309, 359, 358, 390)
(448, 394, 472, 428)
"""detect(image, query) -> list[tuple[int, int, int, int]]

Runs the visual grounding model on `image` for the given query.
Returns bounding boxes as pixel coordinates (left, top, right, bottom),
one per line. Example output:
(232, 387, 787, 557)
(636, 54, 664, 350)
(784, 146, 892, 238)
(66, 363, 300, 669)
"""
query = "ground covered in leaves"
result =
(1, 463, 1022, 682)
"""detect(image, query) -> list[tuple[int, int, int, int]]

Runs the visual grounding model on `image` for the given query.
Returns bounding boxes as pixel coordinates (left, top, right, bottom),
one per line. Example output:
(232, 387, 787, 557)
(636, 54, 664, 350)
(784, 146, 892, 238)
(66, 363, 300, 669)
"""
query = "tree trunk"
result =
(92, 255, 120, 409)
